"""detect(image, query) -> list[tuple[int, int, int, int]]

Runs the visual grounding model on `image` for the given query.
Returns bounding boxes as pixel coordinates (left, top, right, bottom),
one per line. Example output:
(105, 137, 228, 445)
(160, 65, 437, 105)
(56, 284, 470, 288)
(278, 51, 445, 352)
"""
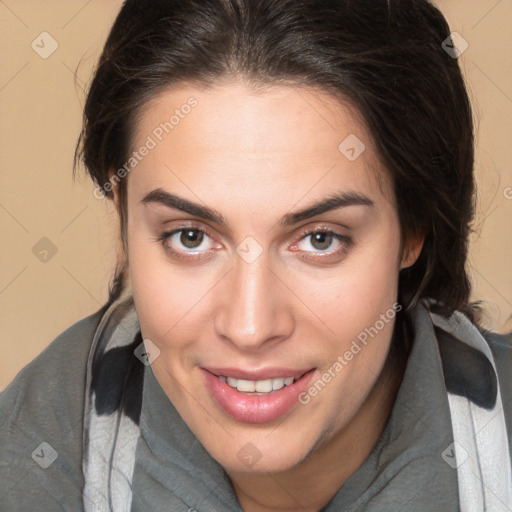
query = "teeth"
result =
(236, 379, 255, 392)
(255, 379, 272, 392)
(221, 375, 296, 393)
(270, 378, 284, 390)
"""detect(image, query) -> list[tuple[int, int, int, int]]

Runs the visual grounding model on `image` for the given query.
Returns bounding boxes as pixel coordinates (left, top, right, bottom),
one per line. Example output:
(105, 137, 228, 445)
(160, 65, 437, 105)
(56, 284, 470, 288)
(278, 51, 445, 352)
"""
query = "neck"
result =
(228, 316, 410, 512)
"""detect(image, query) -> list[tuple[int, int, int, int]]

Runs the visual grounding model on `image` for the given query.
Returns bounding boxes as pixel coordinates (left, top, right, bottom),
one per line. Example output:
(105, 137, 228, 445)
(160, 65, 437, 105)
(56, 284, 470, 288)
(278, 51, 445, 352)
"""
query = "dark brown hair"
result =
(74, 0, 478, 320)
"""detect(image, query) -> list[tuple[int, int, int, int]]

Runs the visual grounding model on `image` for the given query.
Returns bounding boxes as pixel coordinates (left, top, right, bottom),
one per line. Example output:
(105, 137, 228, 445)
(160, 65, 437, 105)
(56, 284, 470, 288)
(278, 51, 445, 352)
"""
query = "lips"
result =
(204, 366, 311, 381)
(201, 366, 316, 423)
(221, 375, 295, 393)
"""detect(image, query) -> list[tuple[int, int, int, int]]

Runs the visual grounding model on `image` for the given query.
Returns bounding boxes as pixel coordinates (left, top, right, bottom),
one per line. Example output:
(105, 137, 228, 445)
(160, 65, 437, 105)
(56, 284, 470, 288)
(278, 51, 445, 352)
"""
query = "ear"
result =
(400, 231, 425, 270)
(111, 179, 121, 213)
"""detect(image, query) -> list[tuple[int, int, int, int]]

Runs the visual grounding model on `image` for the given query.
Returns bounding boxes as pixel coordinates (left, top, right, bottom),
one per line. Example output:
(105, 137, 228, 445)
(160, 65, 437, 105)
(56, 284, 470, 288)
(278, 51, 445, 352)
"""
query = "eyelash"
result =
(155, 224, 353, 262)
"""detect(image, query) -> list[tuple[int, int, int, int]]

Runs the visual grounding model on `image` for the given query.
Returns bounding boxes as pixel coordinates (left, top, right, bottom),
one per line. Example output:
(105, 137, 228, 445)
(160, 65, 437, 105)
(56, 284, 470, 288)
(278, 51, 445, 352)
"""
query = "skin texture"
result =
(114, 81, 424, 512)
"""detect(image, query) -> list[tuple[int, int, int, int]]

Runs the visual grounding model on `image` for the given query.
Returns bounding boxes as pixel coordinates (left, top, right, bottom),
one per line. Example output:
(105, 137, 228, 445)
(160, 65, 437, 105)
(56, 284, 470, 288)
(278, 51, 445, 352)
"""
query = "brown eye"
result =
(157, 225, 219, 261)
(309, 232, 334, 251)
(180, 229, 204, 249)
(297, 229, 347, 253)
(292, 227, 353, 263)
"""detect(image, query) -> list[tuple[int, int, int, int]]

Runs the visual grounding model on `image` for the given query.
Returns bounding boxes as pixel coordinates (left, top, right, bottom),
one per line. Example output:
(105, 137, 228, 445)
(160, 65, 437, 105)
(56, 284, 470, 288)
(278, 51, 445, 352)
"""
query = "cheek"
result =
(308, 226, 401, 335)
(127, 201, 402, 354)
(127, 226, 221, 356)
(127, 228, 186, 344)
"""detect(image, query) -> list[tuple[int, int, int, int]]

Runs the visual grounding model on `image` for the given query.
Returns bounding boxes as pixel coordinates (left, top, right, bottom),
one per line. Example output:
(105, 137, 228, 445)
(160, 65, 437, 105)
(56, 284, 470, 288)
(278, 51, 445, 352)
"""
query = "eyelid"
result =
(158, 223, 217, 248)
(291, 225, 352, 253)
(157, 221, 353, 260)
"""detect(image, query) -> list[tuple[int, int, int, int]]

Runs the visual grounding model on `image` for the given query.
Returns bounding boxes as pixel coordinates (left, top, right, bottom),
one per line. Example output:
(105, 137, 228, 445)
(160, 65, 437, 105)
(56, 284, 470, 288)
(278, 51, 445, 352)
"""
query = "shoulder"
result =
(0, 307, 105, 510)
(484, 328, 512, 359)
(482, 329, 512, 462)
(483, 329, 512, 397)
(1, 307, 105, 425)
(429, 304, 512, 465)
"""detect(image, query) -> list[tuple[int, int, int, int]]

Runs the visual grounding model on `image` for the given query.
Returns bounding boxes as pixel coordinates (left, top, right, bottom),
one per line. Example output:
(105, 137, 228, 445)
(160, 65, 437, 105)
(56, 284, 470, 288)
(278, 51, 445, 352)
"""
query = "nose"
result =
(213, 250, 294, 351)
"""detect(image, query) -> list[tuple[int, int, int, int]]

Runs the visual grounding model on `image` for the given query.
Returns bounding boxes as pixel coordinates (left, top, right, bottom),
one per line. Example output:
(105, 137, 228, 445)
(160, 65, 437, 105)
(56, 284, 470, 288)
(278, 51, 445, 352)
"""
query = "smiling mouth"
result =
(202, 368, 317, 423)
(204, 368, 313, 395)
(217, 375, 296, 394)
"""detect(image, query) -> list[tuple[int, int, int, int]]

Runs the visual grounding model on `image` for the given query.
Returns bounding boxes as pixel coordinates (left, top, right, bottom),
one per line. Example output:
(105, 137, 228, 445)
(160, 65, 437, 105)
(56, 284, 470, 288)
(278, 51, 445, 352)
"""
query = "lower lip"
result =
(201, 369, 316, 424)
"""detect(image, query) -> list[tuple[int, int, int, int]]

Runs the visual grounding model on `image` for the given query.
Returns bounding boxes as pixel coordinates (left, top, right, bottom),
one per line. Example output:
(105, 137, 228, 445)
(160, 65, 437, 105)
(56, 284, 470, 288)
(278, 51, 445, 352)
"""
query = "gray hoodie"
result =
(1, 298, 511, 511)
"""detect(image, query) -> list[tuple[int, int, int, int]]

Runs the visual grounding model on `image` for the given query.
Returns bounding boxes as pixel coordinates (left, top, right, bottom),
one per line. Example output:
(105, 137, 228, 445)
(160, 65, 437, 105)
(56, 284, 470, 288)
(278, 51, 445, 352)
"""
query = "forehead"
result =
(128, 81, 393, 206)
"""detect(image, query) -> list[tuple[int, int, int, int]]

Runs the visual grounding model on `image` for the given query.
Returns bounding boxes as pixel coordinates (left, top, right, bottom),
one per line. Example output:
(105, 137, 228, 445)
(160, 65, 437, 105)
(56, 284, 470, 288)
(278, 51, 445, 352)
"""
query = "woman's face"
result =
(122, 82, 421, 473)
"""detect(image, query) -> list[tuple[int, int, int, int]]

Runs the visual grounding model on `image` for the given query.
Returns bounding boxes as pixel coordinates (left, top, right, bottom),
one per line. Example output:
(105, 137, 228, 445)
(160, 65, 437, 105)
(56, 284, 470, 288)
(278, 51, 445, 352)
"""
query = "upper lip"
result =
(202, 366, 314, 381)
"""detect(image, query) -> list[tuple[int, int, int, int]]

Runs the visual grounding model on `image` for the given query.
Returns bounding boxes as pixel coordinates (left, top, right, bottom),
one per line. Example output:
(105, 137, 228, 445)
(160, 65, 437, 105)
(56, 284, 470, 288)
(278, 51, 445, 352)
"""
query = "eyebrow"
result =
(141, 188, 374, 228)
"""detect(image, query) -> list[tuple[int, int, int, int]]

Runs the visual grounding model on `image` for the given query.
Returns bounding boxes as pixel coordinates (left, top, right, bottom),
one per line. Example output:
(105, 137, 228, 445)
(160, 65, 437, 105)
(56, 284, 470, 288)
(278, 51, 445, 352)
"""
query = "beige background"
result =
(1, 0, 511, 390)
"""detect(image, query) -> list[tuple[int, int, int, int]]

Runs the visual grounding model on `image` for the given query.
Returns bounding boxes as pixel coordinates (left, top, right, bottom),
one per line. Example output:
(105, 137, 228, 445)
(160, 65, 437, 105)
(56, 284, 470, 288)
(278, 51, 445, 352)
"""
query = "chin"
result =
(217, 446, 308, 474)
(199, 421, 322, 474)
